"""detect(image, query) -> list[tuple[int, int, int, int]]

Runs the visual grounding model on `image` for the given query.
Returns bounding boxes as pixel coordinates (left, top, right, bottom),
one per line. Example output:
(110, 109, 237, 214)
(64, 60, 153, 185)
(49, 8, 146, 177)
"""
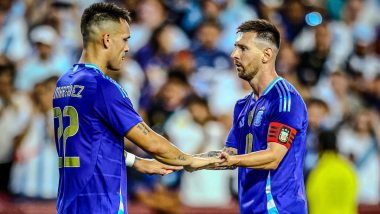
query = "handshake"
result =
(133, 151, 235, 176)
(184, 151, 234, 172)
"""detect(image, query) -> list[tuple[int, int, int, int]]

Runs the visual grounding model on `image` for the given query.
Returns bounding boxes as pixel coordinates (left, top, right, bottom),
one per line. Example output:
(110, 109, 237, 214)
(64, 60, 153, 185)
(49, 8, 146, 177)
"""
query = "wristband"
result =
(125, 152, 136, 167)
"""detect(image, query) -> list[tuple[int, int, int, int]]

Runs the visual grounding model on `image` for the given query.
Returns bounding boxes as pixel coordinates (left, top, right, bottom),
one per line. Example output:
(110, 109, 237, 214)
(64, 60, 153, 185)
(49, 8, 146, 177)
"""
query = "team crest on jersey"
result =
(279, 127, 290, 143)
(239, 117, 245, 128)
(253, 108, 265, 126)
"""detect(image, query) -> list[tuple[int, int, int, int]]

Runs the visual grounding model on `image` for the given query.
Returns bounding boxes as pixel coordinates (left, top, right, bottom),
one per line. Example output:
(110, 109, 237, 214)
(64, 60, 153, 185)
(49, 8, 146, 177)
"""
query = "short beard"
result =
(238, 67, 256, 81)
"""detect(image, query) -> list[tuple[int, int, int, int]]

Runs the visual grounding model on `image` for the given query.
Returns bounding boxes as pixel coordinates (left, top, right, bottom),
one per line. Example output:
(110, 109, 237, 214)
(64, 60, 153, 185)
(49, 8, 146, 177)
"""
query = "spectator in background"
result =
(135, 23, 190, 105)
(0, 56, 31, 195)
(44, 0, 82, 63)
(362, 74, 380, 112)
(24, 0, 51, 26)
(180, 0, 258, 53)
(16, 25, 70, 91)
(307, 130, 358, 214)
(277, 0, 306, 42)
(191, 19, 231, 71)
(313, 71, 362, 129)
(297, 23, 332, 87)
(304, 98, 330, 180)
(10, 76, 59, 199)
(135, 22, 189, 71)
(170, 49, 247, 118)
(128, 0, 168, 53)
(165, 96, 233, 207)
(145, 70, 193, 132)
(129, 0, 189, 55)
(217, 0, 258, 53)
(0, 0, 31, 62)
(171, 50, 196, 79)
(190, 20, 232, 98)
(179, 0, 224, 35)
(328, 0, 369, 69)
(338, 108, 380, 204)
(345, 24, 380, 81)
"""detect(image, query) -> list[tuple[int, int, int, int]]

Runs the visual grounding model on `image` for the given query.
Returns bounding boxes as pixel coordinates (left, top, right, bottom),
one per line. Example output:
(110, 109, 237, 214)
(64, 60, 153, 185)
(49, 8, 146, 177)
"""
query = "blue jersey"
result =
(53, 64, 142, 214)
(226, 77, 308, 214)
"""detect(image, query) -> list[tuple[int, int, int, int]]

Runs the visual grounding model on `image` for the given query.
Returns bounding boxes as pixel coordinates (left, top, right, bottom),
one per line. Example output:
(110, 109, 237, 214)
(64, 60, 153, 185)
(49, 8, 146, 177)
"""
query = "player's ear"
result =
(262, 48, 273, 64)
(102, 34, 111, 49)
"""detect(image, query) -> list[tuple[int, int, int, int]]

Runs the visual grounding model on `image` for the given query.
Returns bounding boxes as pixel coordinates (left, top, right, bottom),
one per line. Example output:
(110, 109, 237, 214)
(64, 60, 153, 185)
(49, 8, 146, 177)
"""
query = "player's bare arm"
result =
(123, 150, 182, 175)
(193, 146, 237, 158)
(133, 157, 183, 175)
(126, 122, 224, 168)
(218, 142, 288, 170)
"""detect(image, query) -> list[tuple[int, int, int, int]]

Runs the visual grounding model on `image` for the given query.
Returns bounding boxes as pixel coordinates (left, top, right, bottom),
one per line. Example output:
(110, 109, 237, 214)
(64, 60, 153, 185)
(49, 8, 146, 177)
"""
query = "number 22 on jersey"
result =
(54, 106, 80, 168)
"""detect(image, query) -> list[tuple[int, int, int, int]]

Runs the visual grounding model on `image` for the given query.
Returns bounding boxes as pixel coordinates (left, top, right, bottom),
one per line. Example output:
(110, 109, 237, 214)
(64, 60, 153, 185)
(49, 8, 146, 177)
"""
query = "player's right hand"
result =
(134, 158, 183, 176)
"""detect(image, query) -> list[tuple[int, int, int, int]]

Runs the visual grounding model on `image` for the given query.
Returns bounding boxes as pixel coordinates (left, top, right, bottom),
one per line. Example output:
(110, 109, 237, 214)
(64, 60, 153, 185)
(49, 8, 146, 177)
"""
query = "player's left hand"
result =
(133, 158, 183, 176)
(215, 152, 234, 167)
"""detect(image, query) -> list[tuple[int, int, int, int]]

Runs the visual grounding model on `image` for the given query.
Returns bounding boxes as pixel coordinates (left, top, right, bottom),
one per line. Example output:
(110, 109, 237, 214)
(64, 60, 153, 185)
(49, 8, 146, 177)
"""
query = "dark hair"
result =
(318, 130, 337, 152)
(237, 19, 280, 49)
(306, 97, 329, 112)
(80, 2, 131, 45)
(167, 69, 189, 86)
(0, 55, 16, 84)
(185, 95, 208, 108)
(197, 18, 222, 33)
(148, 22, 170, 54)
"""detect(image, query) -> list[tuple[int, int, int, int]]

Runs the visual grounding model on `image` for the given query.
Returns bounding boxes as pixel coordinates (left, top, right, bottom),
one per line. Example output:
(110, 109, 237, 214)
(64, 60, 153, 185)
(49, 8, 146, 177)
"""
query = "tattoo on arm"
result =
(193, 147, 237, 158)
(193, 150, 221, 158)
(222, 146, 238, 155)
(137, 123, 151, 136)
(176, 154, 187, 161)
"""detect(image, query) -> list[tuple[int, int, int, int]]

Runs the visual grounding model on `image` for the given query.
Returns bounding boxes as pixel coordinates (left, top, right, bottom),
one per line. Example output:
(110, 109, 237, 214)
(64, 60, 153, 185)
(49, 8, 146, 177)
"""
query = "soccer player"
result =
(197, 20, 308, 213)
(52, 3, 222, 214)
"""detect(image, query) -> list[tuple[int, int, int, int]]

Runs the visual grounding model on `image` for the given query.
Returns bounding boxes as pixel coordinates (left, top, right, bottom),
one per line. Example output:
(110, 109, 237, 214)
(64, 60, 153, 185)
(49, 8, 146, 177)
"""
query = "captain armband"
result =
(267, 122, 297, 149)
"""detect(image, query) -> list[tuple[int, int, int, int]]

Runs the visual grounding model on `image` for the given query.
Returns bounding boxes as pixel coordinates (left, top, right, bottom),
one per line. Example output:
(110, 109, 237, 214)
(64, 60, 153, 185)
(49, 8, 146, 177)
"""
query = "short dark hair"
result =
(306, 97, 329, 112)
(0, 55, 16, 84)
(185, 95, 208, 108)
(197, 18, 222, 33)
(80, 2, 131, 45)
(237, 19, 280, 49)
(318, 130, 337, 153)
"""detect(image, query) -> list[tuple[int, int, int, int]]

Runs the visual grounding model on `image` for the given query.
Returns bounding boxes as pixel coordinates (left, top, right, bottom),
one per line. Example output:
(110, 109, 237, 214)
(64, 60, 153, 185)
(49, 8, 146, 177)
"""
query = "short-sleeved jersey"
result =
(53, 64, 142, 214)
(226, 77, 308, 214)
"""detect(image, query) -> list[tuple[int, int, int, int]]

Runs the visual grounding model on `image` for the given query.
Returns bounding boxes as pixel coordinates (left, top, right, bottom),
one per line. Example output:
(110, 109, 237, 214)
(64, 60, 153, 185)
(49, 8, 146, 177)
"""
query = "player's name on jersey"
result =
(53, 85, 85, 99)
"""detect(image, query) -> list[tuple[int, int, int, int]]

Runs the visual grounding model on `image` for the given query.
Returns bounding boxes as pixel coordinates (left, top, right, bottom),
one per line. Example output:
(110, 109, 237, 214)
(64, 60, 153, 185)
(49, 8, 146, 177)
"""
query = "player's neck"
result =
(78, 47, 107, 73)
(249, 67, 278, 99)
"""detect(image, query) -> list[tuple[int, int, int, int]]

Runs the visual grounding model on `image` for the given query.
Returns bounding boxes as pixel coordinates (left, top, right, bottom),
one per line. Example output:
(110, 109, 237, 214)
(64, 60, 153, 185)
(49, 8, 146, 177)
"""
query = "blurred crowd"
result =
(0, 0, 380, 213)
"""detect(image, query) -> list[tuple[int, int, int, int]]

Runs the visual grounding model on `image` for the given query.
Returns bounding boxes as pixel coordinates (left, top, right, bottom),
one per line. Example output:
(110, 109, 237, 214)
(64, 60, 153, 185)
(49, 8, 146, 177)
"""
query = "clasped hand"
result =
(184, 152, 230, 172)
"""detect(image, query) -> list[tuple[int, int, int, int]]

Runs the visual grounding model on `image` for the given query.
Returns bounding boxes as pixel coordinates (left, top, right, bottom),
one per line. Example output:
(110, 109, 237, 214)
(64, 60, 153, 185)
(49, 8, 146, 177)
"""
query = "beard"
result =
(237, 66, 257, 81)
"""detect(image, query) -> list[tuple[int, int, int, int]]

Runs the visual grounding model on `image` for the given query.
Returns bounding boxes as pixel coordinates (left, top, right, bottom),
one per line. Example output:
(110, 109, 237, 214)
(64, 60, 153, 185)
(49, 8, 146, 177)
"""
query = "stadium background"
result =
(0, 0, 379, 213)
